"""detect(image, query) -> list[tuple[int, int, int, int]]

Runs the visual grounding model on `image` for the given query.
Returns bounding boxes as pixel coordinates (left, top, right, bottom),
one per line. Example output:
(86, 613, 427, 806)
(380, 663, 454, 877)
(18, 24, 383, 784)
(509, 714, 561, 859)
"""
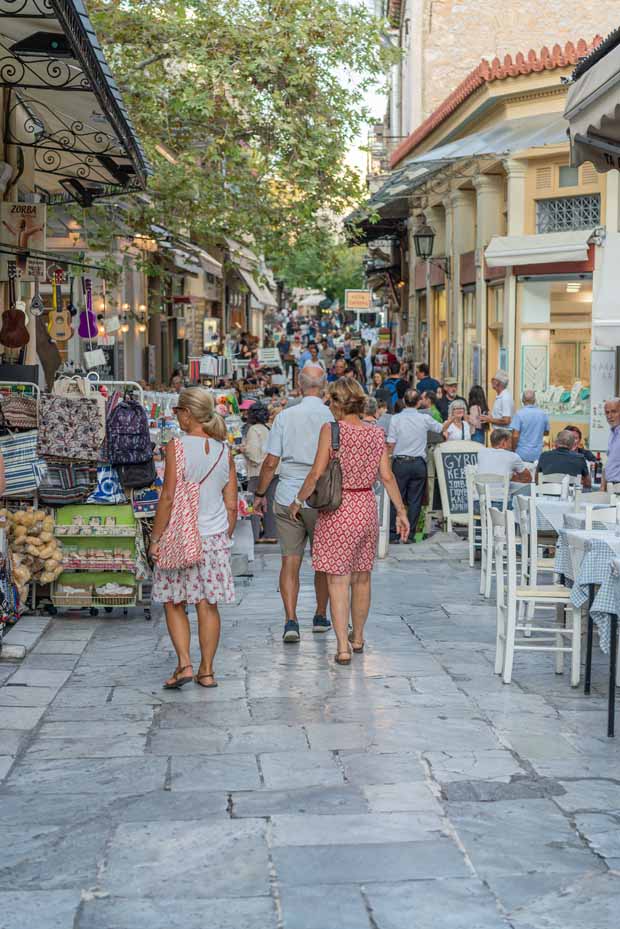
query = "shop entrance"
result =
(430, 287, 446, 381)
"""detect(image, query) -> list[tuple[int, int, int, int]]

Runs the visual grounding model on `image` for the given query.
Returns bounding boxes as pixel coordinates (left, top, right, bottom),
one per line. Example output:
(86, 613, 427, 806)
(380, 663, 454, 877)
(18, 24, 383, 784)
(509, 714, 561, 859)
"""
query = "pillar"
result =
(448, 187, 476, 386)
(473, 173, 505, 388)
(502, 159, 528, 391)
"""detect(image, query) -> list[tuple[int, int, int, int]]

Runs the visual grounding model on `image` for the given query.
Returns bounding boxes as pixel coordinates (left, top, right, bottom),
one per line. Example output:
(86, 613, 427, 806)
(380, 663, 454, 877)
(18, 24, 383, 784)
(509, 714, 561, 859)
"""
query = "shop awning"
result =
(237, 266, 263, 304)
(0, 0, 149, 203)
(565, 29, 620, 172)
(411, 114, 568, 165)
(485, 230, 595, 268)
(200, 251, 222, 278)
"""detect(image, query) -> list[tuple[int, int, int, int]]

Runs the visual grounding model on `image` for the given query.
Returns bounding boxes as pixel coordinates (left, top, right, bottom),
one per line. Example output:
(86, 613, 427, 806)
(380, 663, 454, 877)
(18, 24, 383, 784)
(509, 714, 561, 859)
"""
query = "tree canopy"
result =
(86, 0, 392, 272)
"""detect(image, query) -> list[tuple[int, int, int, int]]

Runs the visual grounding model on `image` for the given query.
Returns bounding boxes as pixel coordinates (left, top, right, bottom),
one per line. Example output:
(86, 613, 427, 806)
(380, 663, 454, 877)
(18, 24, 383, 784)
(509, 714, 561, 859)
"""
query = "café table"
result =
(555, 528, 620, 735)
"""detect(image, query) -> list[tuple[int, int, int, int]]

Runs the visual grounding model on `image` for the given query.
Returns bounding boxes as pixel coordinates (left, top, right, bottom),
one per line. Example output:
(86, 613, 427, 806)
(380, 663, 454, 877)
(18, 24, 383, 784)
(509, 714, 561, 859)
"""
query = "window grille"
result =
(536, 195, 600, 233)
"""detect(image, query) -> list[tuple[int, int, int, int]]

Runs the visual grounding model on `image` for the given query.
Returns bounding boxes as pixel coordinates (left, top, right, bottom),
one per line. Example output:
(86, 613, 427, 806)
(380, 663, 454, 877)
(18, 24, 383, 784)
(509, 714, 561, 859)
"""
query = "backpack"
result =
(107, 399, 152, 465)
(383, 377, 400, 412)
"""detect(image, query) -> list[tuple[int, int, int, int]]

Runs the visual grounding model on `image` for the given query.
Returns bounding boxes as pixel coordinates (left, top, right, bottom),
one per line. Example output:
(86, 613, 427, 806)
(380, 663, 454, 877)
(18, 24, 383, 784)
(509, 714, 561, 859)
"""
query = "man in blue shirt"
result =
(510, 389, 549, 462)
(603, 398, 620, 489)
(415, 363, 441, 394)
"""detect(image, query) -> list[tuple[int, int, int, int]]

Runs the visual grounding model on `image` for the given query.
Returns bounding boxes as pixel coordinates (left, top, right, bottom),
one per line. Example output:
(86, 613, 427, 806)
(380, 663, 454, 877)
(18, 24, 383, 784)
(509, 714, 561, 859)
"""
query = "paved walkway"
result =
(1, 535, 619, 928)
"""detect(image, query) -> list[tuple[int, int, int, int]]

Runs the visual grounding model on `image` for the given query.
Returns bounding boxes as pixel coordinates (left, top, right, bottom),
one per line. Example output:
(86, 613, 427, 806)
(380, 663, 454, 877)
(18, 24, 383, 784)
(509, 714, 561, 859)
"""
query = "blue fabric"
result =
(471, 429, 485, 444)
(510, 405, 549, 461)
(416, 376, 441, 393)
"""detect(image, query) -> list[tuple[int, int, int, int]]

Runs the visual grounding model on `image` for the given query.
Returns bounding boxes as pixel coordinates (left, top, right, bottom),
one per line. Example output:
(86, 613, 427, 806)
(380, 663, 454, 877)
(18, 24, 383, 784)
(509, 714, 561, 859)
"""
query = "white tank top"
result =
(181, 435, 230, 537)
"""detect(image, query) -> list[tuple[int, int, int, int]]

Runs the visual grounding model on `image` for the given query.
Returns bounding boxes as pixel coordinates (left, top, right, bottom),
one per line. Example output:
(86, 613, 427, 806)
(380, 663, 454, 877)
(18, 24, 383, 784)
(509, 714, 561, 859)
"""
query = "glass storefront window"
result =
(517, 277, 592, 433)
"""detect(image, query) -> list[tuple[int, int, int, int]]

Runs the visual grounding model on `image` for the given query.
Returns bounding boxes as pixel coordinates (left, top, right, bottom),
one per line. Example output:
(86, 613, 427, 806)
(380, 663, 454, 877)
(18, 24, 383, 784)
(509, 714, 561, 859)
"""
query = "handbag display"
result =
(1, 395, 37, 430)
(38, 458, 98, 506)
(37, 395, 104, 462)
(52, 376, 107, 445)
(307, 422, 342, 512)
(157, 439, 224, 571)
(0, 429, 42, 498)
(116, 458, 157, 490)
(86, 465, 127, 505)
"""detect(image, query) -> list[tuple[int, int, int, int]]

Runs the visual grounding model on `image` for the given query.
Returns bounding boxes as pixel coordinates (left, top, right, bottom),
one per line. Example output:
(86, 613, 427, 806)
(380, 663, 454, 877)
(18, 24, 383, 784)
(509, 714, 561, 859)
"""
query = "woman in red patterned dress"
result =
(290, 378, 409, 664)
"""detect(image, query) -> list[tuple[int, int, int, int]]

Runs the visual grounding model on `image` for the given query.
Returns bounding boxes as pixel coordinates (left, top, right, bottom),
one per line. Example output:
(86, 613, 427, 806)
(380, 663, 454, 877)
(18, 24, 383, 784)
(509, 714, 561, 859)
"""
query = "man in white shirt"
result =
(254, 364, 333, 642)
(387, 389, 446, 543)
(477, 428, 532, 485)
(481, 370, 515, 427)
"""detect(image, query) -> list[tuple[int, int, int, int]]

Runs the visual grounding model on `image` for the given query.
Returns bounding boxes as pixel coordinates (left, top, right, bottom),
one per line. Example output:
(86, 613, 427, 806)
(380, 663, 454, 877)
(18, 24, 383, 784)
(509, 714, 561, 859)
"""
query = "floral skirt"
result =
(152, 532, 236, 605)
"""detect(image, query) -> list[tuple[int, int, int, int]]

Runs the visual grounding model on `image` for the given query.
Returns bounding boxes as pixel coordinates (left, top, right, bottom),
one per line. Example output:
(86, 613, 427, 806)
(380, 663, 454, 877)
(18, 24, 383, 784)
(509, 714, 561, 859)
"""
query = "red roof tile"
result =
(390, 37, 602, 168)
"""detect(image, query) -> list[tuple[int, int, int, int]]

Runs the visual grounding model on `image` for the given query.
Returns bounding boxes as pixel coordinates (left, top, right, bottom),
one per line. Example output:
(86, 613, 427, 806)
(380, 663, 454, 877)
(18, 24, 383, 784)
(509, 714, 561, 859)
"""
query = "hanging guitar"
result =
(78, 276, 97, 339)
(0, 260, 29, 348)
(47, 269, 73, 342)
(29, 273, 45, 317)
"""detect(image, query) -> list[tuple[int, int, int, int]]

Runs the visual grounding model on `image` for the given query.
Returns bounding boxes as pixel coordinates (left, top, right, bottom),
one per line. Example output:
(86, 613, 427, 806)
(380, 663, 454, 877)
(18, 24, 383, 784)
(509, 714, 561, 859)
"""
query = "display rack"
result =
(51, 503, 143, 617)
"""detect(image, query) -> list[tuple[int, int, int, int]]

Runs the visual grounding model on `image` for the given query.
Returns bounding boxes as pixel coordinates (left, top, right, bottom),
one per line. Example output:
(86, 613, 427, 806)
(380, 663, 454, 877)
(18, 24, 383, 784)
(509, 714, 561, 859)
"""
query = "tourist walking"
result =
(510, 389, 549, 462)
(467, 385, 488, 444)
(289, 378, 409, 665)
(253, 363, 333, 641)
(243, 403, 278, 543)
(387, 389, 448, 543)
(150, 388, 237, 690)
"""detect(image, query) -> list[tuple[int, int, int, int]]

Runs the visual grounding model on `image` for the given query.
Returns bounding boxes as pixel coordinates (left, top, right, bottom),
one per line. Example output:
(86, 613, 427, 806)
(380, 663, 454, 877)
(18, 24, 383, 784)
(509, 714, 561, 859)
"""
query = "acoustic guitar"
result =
(0, 260, 29, 348)
(47, 269, 73, 342)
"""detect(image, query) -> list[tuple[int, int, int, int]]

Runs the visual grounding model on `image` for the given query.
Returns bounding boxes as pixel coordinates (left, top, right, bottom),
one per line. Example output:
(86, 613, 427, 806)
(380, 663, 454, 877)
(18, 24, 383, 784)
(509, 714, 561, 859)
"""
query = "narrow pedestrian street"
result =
(1, 538, 619, 929)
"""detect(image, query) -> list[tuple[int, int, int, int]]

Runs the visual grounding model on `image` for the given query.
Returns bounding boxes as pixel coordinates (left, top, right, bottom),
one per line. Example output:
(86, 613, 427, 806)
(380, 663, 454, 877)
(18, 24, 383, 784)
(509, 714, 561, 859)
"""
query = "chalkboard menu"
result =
(434, 440, 480, 530)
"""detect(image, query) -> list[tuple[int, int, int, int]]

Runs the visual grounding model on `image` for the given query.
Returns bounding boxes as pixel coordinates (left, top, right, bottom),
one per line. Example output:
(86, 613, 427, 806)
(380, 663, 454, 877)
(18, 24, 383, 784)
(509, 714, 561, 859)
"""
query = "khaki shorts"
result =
(274, 502, 319, 557)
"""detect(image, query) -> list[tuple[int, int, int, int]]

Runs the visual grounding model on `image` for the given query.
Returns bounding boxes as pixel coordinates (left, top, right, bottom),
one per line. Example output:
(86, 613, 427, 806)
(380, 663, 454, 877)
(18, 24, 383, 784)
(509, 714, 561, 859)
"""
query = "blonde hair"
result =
(328, 377, 366, 417)
(177, 387, 227, 441)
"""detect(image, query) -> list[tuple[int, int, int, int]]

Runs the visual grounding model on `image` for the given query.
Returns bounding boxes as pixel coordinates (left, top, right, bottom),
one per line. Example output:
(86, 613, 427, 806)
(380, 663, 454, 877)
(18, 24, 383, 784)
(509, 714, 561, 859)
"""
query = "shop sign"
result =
(345, 289, 372, 311)
(0, 203, 46, 281)
(434, 441, 480, 527)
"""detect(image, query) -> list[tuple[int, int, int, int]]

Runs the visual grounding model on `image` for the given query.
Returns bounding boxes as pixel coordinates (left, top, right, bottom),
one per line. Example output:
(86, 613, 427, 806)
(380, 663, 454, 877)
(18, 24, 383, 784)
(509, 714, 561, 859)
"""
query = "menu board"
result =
(434, 441, 480, 528)
(590, 350, 616, 452)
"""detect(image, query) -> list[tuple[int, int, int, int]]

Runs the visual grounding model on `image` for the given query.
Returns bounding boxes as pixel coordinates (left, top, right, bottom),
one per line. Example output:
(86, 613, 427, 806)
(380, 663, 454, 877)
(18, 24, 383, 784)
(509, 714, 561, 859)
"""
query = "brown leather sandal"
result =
(334, 651, 352, 666)
(163, 665, 194, 690)
(348, 631, 365, 653)
(195, 672, 218, 688)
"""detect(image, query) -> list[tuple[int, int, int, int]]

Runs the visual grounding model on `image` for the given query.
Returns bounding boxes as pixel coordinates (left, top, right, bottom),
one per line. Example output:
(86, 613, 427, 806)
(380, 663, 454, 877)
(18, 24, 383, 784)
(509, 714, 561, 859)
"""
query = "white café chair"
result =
(465, 464, 481, 568)
(514, 492, 557, 628)
(583, 503, 620, 531)
(538, 473, 579, 498)
(475, 473, 510, 598)
(490, 507, 581, 686)
(607, 482, 620, 495)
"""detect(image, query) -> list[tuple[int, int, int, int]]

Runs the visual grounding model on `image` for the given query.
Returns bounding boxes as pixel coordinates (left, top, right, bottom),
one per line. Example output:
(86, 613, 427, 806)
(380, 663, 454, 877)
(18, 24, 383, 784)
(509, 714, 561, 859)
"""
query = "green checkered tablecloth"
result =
(555, 529, 620, 654)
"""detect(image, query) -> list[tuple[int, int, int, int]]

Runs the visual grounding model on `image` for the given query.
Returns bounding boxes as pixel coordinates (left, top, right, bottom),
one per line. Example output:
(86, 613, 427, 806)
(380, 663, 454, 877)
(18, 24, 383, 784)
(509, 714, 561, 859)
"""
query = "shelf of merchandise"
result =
(51, 504, 140, 615)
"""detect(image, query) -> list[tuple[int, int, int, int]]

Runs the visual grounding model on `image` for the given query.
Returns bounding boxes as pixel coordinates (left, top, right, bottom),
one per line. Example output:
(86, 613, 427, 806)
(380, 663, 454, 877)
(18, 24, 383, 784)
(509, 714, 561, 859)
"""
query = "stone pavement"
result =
(1, 534, 619, 929)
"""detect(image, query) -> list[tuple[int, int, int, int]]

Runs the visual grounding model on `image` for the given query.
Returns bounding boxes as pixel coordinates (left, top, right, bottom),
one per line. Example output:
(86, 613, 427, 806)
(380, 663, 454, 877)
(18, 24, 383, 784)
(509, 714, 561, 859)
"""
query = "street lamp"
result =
(412, 213, 451, 277)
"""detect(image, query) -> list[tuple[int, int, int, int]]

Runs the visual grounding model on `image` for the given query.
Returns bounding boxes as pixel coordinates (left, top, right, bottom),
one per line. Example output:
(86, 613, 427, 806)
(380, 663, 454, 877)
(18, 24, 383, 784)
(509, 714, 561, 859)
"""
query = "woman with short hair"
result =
(290, 378, 409, 665)
(445, 399, 471, 440)
(150, 387, 238, 690)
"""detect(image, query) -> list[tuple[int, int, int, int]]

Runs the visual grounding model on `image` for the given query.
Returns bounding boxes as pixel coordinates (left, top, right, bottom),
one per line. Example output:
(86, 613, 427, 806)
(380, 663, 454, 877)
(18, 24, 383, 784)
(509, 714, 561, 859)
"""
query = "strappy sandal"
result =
(348, 631, 365, 653)
(334, 651, 352, 666)
(195, 672, 218, 688)
(163, 665, 194, 690)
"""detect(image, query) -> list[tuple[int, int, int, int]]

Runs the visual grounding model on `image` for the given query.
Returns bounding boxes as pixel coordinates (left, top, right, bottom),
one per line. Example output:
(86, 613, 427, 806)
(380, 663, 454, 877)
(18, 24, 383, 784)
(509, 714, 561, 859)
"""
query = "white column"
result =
(502, 159, 528, 389)
(473, 174, 505, 381)
(448, 188, 476, 384)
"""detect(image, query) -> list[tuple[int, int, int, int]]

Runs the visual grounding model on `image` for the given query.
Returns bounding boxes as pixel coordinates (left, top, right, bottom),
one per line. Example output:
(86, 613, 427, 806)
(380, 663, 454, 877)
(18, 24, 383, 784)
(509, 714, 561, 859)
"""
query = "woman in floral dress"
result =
(150, 388, 237, 689)
(290, 378, 409, 664)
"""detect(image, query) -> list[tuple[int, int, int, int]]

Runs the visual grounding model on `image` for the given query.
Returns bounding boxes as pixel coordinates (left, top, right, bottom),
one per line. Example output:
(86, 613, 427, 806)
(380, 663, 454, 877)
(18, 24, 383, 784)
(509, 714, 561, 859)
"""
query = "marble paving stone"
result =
(50, 686, 114, 707)
(424, 750, 526, 784)
(340, 751, 426, 785)
(271, 811, 445, 846)
(22, 735, 148, 760)
(279, 884, 370, 929)
(102, 820, 271, 898)
(79, 895, 276, 929)
(363, 781, 443, 814)
(0, 891, 79, 929)
(448, 799, 602, 880)
(0, 705, 46, 730)
(0, 788, 132, 826)
(118, 790, 229, 823)
(259, 750, 343, 789)
(32, 638, 89, 655)
(0, 729, 27, 755)
(0, 685, 61, 707)
(7, 668, 71, 688)
(147, 727, 230, 755)
(509, 872, 620, 929)
(45, 704, 154, 723)
(38, 719, 150, 739)
(365, 878, 511, 929)
(304, 723, 371, 751)
(157, 700, 252, 728)
(554, 780, 620, 813)
(272, 839, 469, 884)
(171, 753, 261, 792)
(231, 785, 368, 818)
(0, 757, 13, 780)
(0, 823, 108, 890)
(5, 756, 167, 796)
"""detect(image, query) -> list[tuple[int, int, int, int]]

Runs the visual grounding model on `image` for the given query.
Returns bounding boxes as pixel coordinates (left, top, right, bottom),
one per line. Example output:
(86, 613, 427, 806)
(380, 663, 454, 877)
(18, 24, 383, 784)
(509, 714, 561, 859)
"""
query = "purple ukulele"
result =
(78, 277, 97, 339)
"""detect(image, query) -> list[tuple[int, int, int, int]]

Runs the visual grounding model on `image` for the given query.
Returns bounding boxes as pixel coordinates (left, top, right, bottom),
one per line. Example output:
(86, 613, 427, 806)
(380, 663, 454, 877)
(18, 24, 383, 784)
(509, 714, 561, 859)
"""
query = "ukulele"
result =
(47, 269, 73, 342)
(0, 260, 29, 348)
(78, 277, 97, 339)
(29, 274, 44, 317)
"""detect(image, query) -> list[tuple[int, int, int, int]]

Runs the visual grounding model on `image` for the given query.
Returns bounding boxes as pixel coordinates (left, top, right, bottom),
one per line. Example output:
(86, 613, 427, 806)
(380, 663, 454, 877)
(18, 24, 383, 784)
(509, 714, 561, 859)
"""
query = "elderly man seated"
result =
(537, 429, 591, 488)
(477, 428, 532, 484)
